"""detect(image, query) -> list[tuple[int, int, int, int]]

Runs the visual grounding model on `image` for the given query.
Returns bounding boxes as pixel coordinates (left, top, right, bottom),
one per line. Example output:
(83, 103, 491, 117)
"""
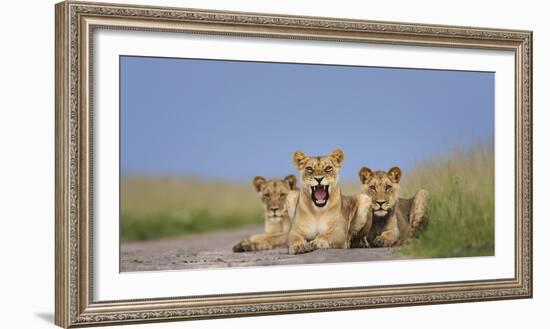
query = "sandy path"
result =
(121, 226, 402, 272)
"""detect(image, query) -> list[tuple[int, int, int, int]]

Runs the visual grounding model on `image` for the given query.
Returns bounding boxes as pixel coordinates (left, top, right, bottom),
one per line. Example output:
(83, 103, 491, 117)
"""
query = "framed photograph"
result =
(55, 1, 532, 327)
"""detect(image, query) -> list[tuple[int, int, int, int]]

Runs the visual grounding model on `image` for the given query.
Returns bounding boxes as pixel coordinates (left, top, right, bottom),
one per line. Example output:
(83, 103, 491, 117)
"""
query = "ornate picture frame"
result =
(55, 1, 532, 327)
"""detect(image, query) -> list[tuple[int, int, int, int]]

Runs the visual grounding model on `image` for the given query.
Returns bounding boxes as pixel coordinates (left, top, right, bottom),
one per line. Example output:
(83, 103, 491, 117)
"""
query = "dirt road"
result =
(121, 226, 402, 272)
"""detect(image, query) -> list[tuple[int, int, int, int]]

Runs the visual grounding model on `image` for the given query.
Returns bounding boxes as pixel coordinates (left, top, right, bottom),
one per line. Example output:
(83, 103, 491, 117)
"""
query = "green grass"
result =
(399, 143, 494, 258)
(120, 177, 263, 241)
(121, 145, 495, 259)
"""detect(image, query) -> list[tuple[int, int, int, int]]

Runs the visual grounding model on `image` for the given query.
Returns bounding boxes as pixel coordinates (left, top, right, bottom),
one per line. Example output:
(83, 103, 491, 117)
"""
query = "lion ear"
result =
(329, 149, 345, 167)
(358, 167, 373, 184)
(284, 174, 297, 190)
(252, 176, 267, 192)
(292, 151, 308, 169)
(388, 167, 402, 183)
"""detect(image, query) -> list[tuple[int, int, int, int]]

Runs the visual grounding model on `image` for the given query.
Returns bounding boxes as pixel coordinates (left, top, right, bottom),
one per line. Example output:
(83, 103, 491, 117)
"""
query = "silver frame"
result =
(55, 1, 532, 327)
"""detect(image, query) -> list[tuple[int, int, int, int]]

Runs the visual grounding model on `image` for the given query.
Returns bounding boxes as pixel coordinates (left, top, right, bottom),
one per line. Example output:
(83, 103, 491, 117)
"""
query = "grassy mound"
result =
(399, 143, 494, 258)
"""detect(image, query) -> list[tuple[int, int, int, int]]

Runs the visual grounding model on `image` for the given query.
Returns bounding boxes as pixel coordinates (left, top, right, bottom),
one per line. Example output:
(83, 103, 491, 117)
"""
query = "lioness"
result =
(287, 149, 369, 254)
(358, 166, 429, 247)
(233, 175, 297, 252)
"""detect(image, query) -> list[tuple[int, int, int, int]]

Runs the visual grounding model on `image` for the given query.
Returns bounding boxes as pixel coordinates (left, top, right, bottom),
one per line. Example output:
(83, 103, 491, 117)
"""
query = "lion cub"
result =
(287, 149, 369, 254)
(358, 166, 429, 247)
(233, 175, 297, 252)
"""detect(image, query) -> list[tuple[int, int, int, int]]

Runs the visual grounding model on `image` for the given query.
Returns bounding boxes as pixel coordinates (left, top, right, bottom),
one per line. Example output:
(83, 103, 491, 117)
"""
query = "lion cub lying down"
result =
(233, 175, 297, 252)
(357, 166, 429, 247)
(286, 149, 370, 254)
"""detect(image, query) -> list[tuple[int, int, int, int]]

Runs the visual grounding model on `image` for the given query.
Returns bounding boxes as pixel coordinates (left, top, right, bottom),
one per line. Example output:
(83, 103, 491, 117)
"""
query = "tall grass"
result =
(120, 177, 263, 241)
(399, 143, 494, 258)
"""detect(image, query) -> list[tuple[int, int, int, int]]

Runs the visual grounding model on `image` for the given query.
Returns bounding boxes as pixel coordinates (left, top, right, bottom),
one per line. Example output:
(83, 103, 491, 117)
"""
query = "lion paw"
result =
(373, 234, 397, 248)
(233, 239, 253, 252)
(289, 242, 311, 255)
(309, 237, 331, 250)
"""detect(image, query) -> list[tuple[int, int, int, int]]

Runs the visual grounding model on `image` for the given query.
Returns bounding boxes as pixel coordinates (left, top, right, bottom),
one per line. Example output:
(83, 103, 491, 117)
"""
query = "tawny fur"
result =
(347, 193, 373, 248)
(233, 175, 297, 252)
(286, 149, 370, 254)
(356, 166, 430, 247)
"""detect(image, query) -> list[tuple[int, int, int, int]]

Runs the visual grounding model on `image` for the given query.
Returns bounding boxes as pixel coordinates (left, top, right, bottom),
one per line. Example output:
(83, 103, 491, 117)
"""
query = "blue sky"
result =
(120, 56, 494, 181)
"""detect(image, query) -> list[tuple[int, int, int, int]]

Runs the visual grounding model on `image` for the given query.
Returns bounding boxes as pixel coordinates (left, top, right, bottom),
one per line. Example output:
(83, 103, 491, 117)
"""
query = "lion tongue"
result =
(314, 186, 327, 201)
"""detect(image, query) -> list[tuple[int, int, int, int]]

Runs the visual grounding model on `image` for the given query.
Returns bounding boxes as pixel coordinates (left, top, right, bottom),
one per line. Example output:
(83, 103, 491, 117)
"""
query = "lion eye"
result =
(305, 166, 313, 174)
(369, 185, 376, 191)
(263, 193, 270, 198)
(280, 193, 287, 198)
(385, 185, 392, 191)
(325, 166, 333, 173)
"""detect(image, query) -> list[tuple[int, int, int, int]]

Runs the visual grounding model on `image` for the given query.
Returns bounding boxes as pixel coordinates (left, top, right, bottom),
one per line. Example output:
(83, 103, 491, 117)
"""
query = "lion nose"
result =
(270, 207, 279, 212)
(314, 176, 324, 184)
(376, 200, 385, 206)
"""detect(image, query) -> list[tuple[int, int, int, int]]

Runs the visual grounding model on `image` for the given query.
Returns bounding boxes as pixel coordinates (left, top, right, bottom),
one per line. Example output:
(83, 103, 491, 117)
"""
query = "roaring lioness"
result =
(358, 166, 429, 247)
(233, 175, 297, 252)
(287, 149, 369, 254)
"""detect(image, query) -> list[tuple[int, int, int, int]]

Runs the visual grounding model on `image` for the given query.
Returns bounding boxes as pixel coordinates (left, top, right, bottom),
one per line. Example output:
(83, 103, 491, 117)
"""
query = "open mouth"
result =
(311, 184, 329, 207)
